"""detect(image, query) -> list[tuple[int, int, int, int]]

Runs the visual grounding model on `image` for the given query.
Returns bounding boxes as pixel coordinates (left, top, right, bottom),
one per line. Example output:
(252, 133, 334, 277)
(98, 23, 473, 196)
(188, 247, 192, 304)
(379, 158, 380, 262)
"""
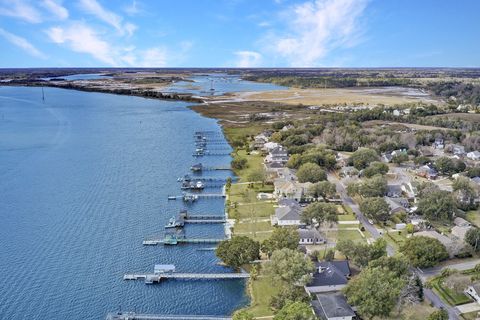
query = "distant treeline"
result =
(244, 76, 413, 88)
(427, 81, 480, 105)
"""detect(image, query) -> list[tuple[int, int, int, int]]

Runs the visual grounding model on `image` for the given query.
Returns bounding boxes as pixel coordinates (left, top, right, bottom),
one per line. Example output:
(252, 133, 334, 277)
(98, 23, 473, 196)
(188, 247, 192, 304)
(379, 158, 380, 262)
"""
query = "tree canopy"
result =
(232, 310, 254, 320)
(336, 239, 387, 268)
(360, 197, 390, 223)
(350, 148, 379, 170)
(347, 174, 387, 198)
(301, 202, 338, 226)
(273, 301, 316, 320)
(344, 266, 406, 319)
(400, 236, 449, 268)
(309, 181, 337, 199)
(263, 248, 314, 286)
(261, 227, 300, 257)
(427, 309, 449, 320)
(465, 228, 480, 251)
(296, 163, 327, 183)
(363, 161, 389, 178)
(216, 236, 260, 269)
(417, 190, 456, 222)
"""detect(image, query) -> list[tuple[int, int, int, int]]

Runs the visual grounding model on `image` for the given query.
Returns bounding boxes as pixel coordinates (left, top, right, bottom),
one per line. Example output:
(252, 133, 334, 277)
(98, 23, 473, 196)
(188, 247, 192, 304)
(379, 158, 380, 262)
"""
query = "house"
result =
(402, 182, 418, 199)
(467, 151, 480, 161)
(465, 283, 480, 304)
(434, 138, 445, 149)
(382, 153, 393, 163)
(387, 184, 403, 198)
(265, 146, 289, 164)
(414, 231, 463, 258)
(281, 124, 294, 131)
(340, 166, 358, 178)
(382, 149, 407, 163)
(311, 293, 356, 320)
(298, 228, 326, 245)
(305, 260, 351, 294)
(451, 144, 466, 156)
(263, 141, 279, 152)
(417, 165, 438, 180)
(271, 199, 303, 226)
(274, 179, 312, 201)
(252, 135, 268, 150)
(385, 197, 409, 215)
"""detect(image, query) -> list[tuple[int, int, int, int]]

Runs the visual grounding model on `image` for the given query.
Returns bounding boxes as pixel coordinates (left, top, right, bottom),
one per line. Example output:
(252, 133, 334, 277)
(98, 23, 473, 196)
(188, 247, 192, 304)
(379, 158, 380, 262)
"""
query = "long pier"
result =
(107, 312, 232, 320)
(143, 238, 225, 245)
(123, 272, 249, 282)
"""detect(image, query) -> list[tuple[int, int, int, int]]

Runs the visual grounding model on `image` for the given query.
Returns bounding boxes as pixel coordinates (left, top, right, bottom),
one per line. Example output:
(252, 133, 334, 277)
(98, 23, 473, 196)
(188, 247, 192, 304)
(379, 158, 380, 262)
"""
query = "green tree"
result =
(261, 227, 300, 257)
(273, 301, 316, 320)
(336, 239, 387, 268)
(344, 267, 406, 319)
(231, 156, 248, 170)
(363, 161, 389, 178)
(309, 181, 337, 199)
(435, 157, 465, 175)
(427, 309, 449, 320)
(453, 176, 478, 210)
(347, 175, 387, 198)
(263, 248, 315, 286)
(360, 197, 390, 223)
(247, 169, 266, 183)
(417, 190, 456, 222)
(400, 236, 449, 268)
(301, 202, 338, 226)
(350, 148, 379, 170)
(232, 310, 255, 320)
(392, 153, 409, 165)
(270, 285, 309, 311)
(286, 154, 302, 169)
(465, 228, 480, 251)
(216, 236, 260, 269)
(296, 163, 327, 183)
(368, 255, 409, 278)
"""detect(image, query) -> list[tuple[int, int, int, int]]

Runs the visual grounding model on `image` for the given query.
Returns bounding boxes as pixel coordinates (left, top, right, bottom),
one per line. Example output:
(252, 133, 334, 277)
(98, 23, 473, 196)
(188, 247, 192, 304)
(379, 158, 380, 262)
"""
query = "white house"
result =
(298, 228, 326, 245)
(465, 283, 480, 304)
(467, 151, 480, 161)
(271, 200, 303, 226)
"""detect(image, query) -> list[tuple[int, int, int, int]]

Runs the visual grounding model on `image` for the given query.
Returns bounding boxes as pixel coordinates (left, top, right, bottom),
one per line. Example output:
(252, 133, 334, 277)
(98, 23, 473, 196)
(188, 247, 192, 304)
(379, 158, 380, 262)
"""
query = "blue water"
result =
(164, 73, 286, 96)
(0, 86, 246, 320)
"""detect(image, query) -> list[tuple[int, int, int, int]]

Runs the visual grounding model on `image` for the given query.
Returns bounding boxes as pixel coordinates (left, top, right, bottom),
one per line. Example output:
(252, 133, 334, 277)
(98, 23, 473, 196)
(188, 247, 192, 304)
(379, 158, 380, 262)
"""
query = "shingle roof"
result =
(307, 261, 350, 287)
(312, 293, 356, 320)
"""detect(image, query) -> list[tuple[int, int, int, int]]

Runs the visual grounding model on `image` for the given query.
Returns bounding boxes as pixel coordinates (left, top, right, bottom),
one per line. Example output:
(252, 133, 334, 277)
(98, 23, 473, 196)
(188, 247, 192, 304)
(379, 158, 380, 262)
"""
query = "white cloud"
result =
(123, 0, 140, 15)
(0, 0, 42, 23)
(46, 22, 116, 65)
(234, 51, 262, 68)
(140, 47, 168, 67)
(0, 27, 46, 58)
(271, 0, 368, 66)
(78, 0, 137, 36)
(41, 0, 68, 20)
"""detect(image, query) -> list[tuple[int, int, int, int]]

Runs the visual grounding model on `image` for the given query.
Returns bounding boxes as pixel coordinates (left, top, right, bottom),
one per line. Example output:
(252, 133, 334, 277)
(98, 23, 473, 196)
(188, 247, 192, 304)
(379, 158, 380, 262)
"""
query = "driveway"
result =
(457, 302, 480, 314)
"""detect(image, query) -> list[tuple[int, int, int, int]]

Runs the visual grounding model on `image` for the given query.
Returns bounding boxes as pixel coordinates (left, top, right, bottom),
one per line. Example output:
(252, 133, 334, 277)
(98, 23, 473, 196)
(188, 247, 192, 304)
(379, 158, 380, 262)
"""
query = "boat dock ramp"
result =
(106, 312, 232, 320)
(165, 211, 226, 229)
(177, 175, 234, 183)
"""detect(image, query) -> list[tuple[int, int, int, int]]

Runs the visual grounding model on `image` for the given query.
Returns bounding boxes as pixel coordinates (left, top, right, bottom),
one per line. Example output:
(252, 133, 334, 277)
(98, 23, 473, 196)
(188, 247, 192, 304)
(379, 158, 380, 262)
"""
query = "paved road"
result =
(328, 173, 395, 256)
(328, 172, 461, 319)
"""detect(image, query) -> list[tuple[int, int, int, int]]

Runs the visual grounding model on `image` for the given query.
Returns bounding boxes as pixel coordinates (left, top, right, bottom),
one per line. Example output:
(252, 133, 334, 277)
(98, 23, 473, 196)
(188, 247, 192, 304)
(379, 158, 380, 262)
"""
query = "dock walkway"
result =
(107, 312, 231, 320)
(123, 273, 249, 281)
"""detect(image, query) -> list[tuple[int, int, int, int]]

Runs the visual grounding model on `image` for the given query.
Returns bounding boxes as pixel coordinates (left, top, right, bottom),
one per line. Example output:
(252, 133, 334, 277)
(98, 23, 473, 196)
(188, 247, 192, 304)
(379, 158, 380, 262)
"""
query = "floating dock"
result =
(107, 312, 232, 320)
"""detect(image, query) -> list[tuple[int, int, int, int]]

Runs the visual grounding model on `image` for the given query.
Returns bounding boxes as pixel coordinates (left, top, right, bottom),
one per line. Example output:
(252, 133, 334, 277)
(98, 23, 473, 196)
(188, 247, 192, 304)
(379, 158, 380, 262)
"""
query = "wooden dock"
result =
(107, 312, 232, 320)
(123, 272, 249, 282)
(143, 238, 225, 245)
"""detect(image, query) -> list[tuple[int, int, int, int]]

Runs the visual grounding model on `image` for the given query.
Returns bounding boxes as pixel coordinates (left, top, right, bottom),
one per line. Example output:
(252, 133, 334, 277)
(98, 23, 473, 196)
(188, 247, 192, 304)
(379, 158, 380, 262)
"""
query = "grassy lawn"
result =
(381, 302, 436, 320)
(243, 276, 279, 317)
(466, 210, 480, 227)
(337, 223, 361, 229)
(232, 149, 265, 183)
(384, 229, 409, 249)
(234, 221, 273, 234)
(338, 229, 366, 242)
(430, 276, 472, 306)
(342, 204, 354, 215)
(338, 214, 357, 221)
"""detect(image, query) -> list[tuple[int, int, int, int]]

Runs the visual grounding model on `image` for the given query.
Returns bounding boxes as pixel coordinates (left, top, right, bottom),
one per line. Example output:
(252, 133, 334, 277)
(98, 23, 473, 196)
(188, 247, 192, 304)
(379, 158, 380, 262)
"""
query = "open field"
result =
(226, 86, 440, 106)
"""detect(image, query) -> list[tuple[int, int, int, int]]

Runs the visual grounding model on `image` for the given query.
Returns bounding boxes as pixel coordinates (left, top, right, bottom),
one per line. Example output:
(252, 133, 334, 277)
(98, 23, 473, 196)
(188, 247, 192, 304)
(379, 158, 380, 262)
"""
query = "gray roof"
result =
(312, 293, 356, 320)
(298, 228, 324, 240)
(308, 261, 350, 288)
(275, 205, 302, 221)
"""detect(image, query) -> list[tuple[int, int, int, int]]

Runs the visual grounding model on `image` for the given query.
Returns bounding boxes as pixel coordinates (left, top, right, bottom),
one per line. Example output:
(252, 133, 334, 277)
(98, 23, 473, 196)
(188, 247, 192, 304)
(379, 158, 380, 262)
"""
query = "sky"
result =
(0, 0, 479, 68)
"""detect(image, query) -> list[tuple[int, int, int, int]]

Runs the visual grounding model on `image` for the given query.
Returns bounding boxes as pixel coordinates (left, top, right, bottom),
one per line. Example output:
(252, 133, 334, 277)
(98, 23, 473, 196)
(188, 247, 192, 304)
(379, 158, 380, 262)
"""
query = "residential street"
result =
(328, 172, 465, 319)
